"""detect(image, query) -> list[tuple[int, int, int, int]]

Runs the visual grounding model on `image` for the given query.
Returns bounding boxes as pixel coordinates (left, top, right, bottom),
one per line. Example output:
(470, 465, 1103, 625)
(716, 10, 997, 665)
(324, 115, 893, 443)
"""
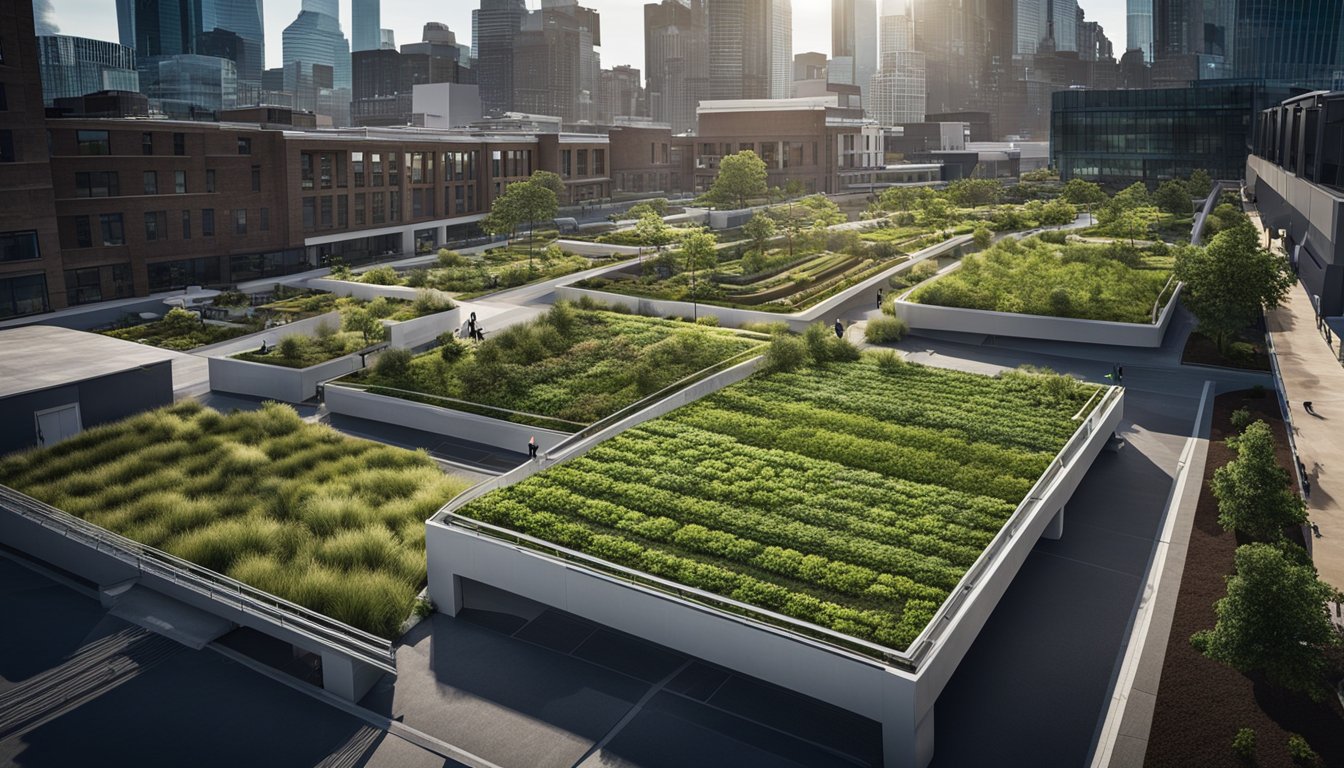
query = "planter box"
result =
(383, 307, 461, 350)
(553, 239, 644, 258)
(305, 278, 452, 304)
(207, 352, 365, 403)
(191, 310, 344, 357)
(324, 383, 570, 454)
(892, 283, 1183, 348)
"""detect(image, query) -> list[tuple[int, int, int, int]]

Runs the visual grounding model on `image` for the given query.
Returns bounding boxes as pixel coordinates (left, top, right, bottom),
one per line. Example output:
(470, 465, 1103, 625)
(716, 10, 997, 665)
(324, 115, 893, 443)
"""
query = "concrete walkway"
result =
(1266, 280, 1344, 590)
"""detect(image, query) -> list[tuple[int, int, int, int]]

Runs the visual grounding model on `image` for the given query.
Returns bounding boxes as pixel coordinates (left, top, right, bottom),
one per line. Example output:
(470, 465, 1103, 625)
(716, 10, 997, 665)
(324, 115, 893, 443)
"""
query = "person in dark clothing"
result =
(834, 319, 844, 339)
(876, 289, 883, 309)
(1304, 476, 1312, 501)
(1304, 401, 1316, 415)
(528, 436, 538, 460)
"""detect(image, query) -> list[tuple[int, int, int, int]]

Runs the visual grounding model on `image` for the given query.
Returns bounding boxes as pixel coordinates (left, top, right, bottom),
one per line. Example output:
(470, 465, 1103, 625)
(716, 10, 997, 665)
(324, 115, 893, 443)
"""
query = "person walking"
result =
(834, 318, 844, 339)
(1304, 476, 1312, 501)
(528, 436, 538, 460)
(876, 288, 883, 309)
(1304, 401, 1316, 415)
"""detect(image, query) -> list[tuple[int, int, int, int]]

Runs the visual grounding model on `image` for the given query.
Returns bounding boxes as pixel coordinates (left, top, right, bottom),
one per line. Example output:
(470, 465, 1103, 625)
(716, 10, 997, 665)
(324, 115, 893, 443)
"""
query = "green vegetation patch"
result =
(348, 303, 765, 429)
(909, 237, 1175, 324)
(361, 244, 605, 299)
(459, 357, 1100, 651)
(102, 307, 259, 351)
(0, 401, 469, 638)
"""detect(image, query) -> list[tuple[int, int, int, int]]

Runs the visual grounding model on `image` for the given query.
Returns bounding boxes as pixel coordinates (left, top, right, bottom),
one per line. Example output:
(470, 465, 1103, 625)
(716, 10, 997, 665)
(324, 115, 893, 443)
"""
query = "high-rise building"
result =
(37, 36, 140, 106)
(708, 0, 788, 101)
(380, 29, 396, 50)
(353, 23, 475, 126)
(644, 0, 708, 134)
(767, 0, 792, 99)
(139, 53, 238, 116)
(474, 0, 527, 116)
(511, 2, 601, 123)
(352, 0, 379, 52)
(1152, 0, 1235, 80)
(794, 51, 827, 82)
(116, 0, 199, 59)
(200, 0, 264, 84)
(1078, 9, 1114, 62)
(598, 65, 643, 124)
(1014, 0, 1079, 56)
(912, 0, 998, 119)
(869, 11, 924, 126)
(832, 0, 876, 107)
(283, 0, 351, 124)
(1128, 0, 1153, 63)
(1233, 0, 1344, 87)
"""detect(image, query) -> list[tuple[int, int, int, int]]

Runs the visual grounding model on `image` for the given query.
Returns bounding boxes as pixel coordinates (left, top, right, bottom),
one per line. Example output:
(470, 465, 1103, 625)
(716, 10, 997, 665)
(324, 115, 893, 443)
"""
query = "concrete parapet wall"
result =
(207, 353, 364, 403)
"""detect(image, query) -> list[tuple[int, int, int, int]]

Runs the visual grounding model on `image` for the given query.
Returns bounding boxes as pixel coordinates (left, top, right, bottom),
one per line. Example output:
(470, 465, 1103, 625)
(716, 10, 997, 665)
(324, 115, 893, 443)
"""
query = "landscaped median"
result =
(0, 401, 471, 639)
(892, 235, 1182, 347)
(324, 303, 768, 452)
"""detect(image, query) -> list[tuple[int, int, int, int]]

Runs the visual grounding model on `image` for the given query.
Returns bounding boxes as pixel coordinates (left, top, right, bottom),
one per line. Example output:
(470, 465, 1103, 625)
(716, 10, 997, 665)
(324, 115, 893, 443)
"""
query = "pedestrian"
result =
(1311, 522, 1322, 538)
(259, 340, 268, 354)
(1304, 477, 1312, 501)
(1117, 365, 1124, 384)
(834, 318, 844, 339)
(467, 313, 477, 339)
(876, 288, 883, 309)
(1304, 401, 1316, 415)
(528, 436, 538, 460)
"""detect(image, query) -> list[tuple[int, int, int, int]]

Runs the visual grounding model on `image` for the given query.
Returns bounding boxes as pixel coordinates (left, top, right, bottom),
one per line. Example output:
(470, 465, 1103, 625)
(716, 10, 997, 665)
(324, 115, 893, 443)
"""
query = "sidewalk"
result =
(1266, 281, 1344, 590)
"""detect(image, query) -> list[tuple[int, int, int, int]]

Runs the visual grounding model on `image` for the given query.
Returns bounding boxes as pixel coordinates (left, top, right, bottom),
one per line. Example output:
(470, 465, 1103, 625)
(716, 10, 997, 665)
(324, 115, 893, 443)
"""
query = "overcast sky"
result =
(44, 0, 1129, 77)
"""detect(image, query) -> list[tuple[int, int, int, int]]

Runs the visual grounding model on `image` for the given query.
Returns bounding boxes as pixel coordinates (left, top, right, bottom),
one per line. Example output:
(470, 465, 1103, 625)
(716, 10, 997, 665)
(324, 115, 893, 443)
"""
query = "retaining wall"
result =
(383, 307, 461, 349)
(305, 278, 451, 304)
(207, 352, 365, 403)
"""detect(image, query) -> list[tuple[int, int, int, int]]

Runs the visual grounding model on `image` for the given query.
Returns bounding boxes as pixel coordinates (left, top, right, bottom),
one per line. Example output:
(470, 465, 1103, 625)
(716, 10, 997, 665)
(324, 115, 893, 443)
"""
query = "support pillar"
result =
(320, 650, 385, 702)
(1042, 505, 1065, 541)
(430, 573, 465, 617)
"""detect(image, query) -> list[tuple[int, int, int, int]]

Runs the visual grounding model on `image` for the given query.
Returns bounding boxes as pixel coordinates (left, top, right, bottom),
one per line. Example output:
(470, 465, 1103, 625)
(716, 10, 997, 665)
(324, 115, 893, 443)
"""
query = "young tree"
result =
(704, 150, 768, 209)
(529, 170, 566, 200)
(680, 230, 718, 318)
(1175, 219, 1295, 351)
(1114, 208, 1150, 248)
(797, 194, 846, 226)
(482, 177, 559, 264)
(1187, 168, 1213, 199)
(945, 178, 1004, 207)
(918, 195, 955, 231)
(1062, 178, 1107, 207)
(342, 307, 383, 345)
(634, 211, 673, 254)
(1154, 179, 1192, 217)
(1039, 198, 1078, 227)
(972, 225, 993, 249)
(1212, 420, 1307, 540)
(1191, 543, 1341, 700)
(743, 212, 777, 256)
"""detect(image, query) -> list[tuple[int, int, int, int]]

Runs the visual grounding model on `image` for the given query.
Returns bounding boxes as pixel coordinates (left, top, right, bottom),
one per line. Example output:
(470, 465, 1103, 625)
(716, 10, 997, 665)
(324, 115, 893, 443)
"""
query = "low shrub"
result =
(361, 265, 400, 285)
(1229, 407, 1254, 433)
(374, 348, 413, 380)
(1231, 727, 1256, 762)
(764, 333, 809, 373)
(437, 249, 468, 268)
(695, 316, 720, 327)
(873, 349, 905, 373)
(866, 316, 909, 344)
(278, 334, 305, 360)
(1287, 734, 1318, 766)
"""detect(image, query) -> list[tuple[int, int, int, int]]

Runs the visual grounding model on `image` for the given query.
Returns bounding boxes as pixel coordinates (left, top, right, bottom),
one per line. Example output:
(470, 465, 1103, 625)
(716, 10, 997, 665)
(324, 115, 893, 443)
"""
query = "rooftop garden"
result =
(907, 236, 1176, 324)
(231, 294, 452, 368)
(346, 242, 610, 299)
(343, 302, 766, 430)
(457, 350, 1102, 651)
(102, 307, 260, 351)
(0, 401, 470, 638)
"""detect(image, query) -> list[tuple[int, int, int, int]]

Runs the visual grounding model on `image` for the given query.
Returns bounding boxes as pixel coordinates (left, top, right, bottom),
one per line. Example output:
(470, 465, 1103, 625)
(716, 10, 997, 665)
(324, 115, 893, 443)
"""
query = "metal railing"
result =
(438, 384, 1123, 672)
(0, 485, 396, 673)
(1151, 275, 1180, 324)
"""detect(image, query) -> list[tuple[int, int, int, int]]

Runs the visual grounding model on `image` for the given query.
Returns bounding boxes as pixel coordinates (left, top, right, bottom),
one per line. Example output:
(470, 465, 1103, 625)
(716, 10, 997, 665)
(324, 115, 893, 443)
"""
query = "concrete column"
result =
(320, 650, 385, 702)
(1042, 505, 1065, 541)
(430, 572, 465, 617)
(400, 227, 415, 256)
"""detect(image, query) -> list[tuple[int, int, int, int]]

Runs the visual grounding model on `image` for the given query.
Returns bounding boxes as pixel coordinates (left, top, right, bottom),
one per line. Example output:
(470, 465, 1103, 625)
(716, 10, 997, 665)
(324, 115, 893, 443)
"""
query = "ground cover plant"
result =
(458, 355, 1101, 650)
(102, 307, 261, 351)
(231, 294, 451, 368)
(346, 302, 765, 430)
(0, 401, 469, 638)
(908, 236, 1175, 324)
(360, 243, 603, 299)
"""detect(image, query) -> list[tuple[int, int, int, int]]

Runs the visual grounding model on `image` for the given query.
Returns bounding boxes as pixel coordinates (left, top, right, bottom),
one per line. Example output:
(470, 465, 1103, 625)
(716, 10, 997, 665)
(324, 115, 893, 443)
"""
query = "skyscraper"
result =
(1153, 0, 1235, 79)
(37, 35, 140, 106)
(200, 0, 264, 84)
(911, 0, 995, 116)
(832, 0, 875, 106)
(474, 0, 527, 115)
(708, 0, 788, 101)
(511, 2, 601, 122)
(1128, 0, 1153, 62)
(869, 9, 924, 126)
(1233, 0, 1344, 86)
(1014, 0, 1079, 56)
(116, 0, 199, 59)
(644, 0, 708, 134)
(283, 0, 351, 123)
(767, 0, 792, 99)
(352, 0, 379, 52)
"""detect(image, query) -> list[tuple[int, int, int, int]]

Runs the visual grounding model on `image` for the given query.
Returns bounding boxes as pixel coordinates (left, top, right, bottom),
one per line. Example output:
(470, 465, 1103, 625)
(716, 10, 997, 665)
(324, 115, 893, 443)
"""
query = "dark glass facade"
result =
(1050, 81, 1294, 184)
(1253, 91, 1344, 193)
(1234, 0, 1344, 88)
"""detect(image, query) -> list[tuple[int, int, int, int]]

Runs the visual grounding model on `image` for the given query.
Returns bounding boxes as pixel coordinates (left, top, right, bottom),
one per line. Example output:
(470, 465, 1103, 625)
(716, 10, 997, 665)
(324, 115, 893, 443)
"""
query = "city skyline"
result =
(42, 0, 1129, 82)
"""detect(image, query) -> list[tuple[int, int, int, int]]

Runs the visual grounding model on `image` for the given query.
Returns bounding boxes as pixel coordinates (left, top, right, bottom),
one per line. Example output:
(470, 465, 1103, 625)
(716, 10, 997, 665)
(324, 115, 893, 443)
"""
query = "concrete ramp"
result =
(107, 585, 235, 650)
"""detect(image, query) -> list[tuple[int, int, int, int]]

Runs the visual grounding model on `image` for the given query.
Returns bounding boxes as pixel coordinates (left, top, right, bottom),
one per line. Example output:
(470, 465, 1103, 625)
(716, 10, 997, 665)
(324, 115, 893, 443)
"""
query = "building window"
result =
(301, 153, 314, 190)
(0, 231, 40, 262)
(144, 211, 166, 241)
(175, 170, 186, 194)
(0, 83, 7, 111)
(142, 132, 153, 155)
(65, 267, 102, 305)
(561, 150, 572, 177)
(577, 149, 588, 176)
(202, 208, 214, 236)
(388, 190, 400, 222)
(143, 171, 158, 195)
(251, 165, 261, 192)
(336, 197, 346, 227)
(371, 153, 383, 186)
(75, 171, 118, 198)
(111, 263, 134, 298)
(234, 209, 247, 235)
(387, 153, 399, 186)
(205, 169, 216, 193)
(372, 192, 385, 224)
(0, 274, 50, 318)
(352, 152, 365, 187)
(237, 137, 252, 155)
(354, 193, 365, 225)
(181, 210, 191, 239)
(302, 198, 315, 230)
(260, 207, 270, 231)
(320, 154, 332, 189)
(0, 130, 13, 162)
(320, 198, 332, 228)
(147, 256, 220, 291)
(173, 132, 185, 155)
(77, 130, 110, 155)
(100, 213, 125, 246)
(595, 149, 606, 175)
(72, 216, 92, 248)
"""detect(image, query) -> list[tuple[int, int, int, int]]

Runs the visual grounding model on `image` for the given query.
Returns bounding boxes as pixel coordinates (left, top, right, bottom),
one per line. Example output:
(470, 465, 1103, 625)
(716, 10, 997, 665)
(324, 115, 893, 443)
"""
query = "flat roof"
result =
(0, 326, 178, 399)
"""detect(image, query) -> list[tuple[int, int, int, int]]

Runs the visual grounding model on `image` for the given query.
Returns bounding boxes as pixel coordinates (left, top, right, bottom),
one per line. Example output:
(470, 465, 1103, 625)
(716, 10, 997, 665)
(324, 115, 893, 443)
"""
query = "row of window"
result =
(76, 129, 252, 157)
(300, 183, 484, 233)
(0, 273, 48, 319)
(72, 167, 261, 198)
(61, 207, 268, 248)
(65, 263, 134, 306)
(558, 148, 605, 178)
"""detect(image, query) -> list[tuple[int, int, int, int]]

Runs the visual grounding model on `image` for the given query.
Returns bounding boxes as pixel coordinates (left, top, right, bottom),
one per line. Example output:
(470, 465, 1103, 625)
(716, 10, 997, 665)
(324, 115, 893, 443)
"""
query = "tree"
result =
(1039, 198, 1078, 227)
(342, 307, 383, 345)
(704, 150, 768, 209)
(945, 178, 1004, 207)
(1154, 179, 1192, 217)
(1062, 179, 1107, 207)
(1212, 420, 1307, 540)
(1187, 168, 1213, 199)
(1112, 181, 1151, 211)
(743, 212, 776, 255)
(1191, 543, 1341, 700)
(1114, 208, 1150, 248)
(482, 177, 559, 264)
(1175, 219, 1295, 351)
(972, 225, 993, 249)
(634, 211, 673, 255)
(680, 230, 718, 319)
(918, 195, 955, 230)
(529, 170, 566, 200)
(796, 194, 846, 226)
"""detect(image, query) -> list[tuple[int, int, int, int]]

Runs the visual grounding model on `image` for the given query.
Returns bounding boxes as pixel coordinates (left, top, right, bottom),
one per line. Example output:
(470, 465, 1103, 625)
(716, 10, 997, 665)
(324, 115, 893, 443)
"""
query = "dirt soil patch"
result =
(1182, 327, 1271, 372)
(1145, 391, 1344, 768)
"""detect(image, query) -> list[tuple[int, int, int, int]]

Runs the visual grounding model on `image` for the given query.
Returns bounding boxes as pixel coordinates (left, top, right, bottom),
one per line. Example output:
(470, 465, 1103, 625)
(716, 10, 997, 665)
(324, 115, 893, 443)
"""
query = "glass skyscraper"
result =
(37, 35, 140, 106)
(352, 0, 380, 52)
(1127, 0, 1153, 63)
(201, 0, 264, 84)
(1233, 0, 1344, 87)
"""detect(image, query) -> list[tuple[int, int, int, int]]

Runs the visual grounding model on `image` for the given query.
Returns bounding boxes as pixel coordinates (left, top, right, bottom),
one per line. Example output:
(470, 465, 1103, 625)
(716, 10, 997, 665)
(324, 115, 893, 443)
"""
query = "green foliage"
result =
(1187, 168, 1213, 199)
(1191, 543, 1341, 700)
(972, 225, 993, 249)
(945, 178, 1004, 207)
(102, 307, 257, 351)
(703, 150, 769, 208)
(1287, 734, 1319, 766)
(437, 249, 468, 268)
(1154, 179, 1192, 217)
(872, 349, 905, 373)
(458, 357, 1101, 649)
(634, 211, 674, 249)
(342, 307, 384, 345)
(483, 176, 560, 239)
(1229, 407, 1254, 433)
(374, 348, 413, 381)
(278, 334, 304, 360)
(360, 265, 400, 285)
(743, 212, 777, 255)
(0, 402, 469, 638)
(1062, 179, 1108, 207)
(1232, 728, 1256, 762)
(910, 237, 1174, 323)
(1212, 421, 1307, 540)
(213, 290, 250, 307)
(528, 170, 566, 199)
(1177, 219, 1295, 352)
(865, 316, 908, 344)
(438, 334, 467, 362)
(1038, 198, 1078, 226)
(763, 332, 810, 373)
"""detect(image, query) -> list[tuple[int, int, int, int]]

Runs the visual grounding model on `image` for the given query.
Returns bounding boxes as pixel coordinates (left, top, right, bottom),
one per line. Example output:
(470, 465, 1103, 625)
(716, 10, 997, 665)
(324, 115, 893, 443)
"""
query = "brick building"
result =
(606, 124, 693, 198)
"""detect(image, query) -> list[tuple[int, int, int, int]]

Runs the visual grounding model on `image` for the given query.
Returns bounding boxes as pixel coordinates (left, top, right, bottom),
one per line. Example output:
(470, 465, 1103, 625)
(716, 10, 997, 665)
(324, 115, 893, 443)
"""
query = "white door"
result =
(34, 404, 82, 447)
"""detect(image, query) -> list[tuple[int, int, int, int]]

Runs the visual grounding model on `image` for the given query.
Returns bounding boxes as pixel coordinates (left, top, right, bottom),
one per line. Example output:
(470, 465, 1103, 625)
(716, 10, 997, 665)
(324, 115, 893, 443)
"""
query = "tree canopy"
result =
(482, 176, 560, 254)
(704, 150, 768, 209)
(1212, 419, 1307, 540)
(743, 212, 777, 255)
(1153, 179, 1192, 217)
(529, 170, 566, 200)
(1062, 179, 1107, 207)
(945, 178, 1004, 207)
(1191, 543, 1341, 700)
(1175, 218, 1295, 350)
(1187, 168, 1213, 199)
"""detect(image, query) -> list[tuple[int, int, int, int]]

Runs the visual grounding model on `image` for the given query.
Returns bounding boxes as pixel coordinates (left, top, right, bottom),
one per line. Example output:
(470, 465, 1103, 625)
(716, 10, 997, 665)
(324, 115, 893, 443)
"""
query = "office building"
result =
(869, 12, 924, 126)
(708, 0, 789, 101)
(116, 0, 199, 59)
(201, 0, 264, 84)
(832, 0, 876, 106)
(1079, 10, 1114, 62)
(473, 0, 527, 116)
(138, 53, 238, 116)
(282, 0, 352, 125)
(1014, 0, 1079, 56)
(351, 27, 475, 128)
(380, 29, 396, 49)
(794, 51, 827, 82)
(37, 36, 140, 107)
(352, 0, 379, 52)
(1128, 0, 1153, 63)
(1233, 1, 1344, 87)
(644, 0, 708, 135)
(511, 2, 601, 124)
(598, 66, 643, 125)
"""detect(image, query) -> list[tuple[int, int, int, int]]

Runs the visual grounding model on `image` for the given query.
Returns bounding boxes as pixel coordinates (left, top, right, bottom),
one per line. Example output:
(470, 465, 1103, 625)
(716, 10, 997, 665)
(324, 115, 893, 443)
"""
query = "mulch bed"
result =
(1182, 328, 1271, 372)
(1145, 391, 1344, 767)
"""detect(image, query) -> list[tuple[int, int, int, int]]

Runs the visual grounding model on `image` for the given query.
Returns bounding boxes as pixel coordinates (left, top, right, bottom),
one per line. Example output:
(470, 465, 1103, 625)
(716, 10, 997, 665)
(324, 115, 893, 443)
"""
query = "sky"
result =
(43, 0, 1129, 77)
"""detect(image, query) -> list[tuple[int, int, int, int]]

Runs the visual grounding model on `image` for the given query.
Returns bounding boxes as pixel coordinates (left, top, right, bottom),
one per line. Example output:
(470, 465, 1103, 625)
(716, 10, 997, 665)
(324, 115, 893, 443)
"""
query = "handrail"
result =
(0, 485, 396, 673)
(1152, 274, 1178, 324)
(438, 384, 1122, 671)
(1265, 325, 1308, 496)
